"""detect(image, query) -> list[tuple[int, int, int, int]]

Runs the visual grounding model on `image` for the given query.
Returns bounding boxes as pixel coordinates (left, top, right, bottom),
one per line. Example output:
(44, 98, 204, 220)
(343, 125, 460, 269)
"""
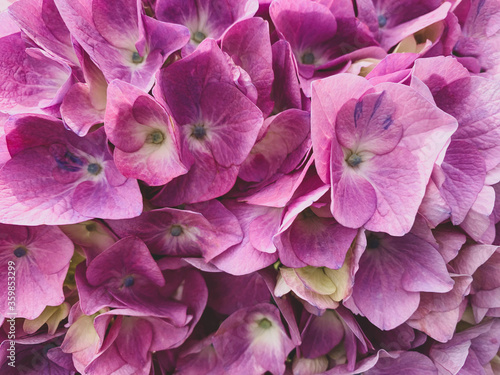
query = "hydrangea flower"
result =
(0, 0, 500, 373)
(155, 0, 258, 56)
(0, 224, 73, 319)
(0, 115, 142, 224)
(54, 0, 190, 90)
(152, 39, 263, 205)
(312, 73, 457, 235)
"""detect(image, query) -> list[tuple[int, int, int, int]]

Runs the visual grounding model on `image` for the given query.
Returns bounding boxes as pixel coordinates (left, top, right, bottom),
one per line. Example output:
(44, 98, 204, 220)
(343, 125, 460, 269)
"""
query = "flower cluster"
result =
(0, 0, 500, 374)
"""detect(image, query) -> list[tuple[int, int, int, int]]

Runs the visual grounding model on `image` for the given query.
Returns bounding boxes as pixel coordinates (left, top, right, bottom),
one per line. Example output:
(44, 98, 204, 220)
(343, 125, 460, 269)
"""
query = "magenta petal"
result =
(86, 237, 164, 287)
(335, 91, 403, 155)
(55, 0, 189, 91)
(205, 272, 270, 315)
(271, 40, 302, 113)
(0, 33, 72, 115)
(210, 201, 280, 275)
(107, 200, 243, 261)
(438, 140, 486, 225)
(105, 80, 187, 186)
(155, 0, 258, 50)
(92, 0, 140, 49)
(270, 0, 337, 55)
(0, 116, 142, 224)
(8, 0, 79, 66)
(71, 177, 141, 220)
(221, 17, 274, 117)
(0, 225, 73, 319)
(352, 248, 420, 330)
(61, 83, 105, 137)
(379, 2, 451, 50)
(411, 56, 470, 96)
(239, 109, 310, 183)
(436, 76, 500, 174)
(286, 212, 357, 269)
(362, 148, 422, 235)
(194, 83, 263, 167)
(352, 230, 453, 330)
(212, 303, 294, 375)
(367, 351, 439, 375)
(311, 74, 374, 184)
(301, 310, 344, 358)
(331, 142, 377, 229)
(152, 154, 240, 206)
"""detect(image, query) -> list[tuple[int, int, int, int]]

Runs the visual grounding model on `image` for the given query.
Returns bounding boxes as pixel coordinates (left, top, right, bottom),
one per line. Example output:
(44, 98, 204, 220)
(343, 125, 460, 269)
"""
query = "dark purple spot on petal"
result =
(477, 0, 486, 16)
(13, 247, 27, 258)
(370, 91, 386, 120)
(54, 150, 84, 172)
(382, 115, 393, 130)
(354, 101, 363, 127)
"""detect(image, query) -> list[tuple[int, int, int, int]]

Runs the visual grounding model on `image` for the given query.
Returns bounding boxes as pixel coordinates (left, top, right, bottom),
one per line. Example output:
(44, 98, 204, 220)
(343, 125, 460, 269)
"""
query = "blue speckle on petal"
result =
(55, 151, 84, 172)
(354, 101, 363, 127)
(371, 91, 386, 120)
(382, 115, 393, 130)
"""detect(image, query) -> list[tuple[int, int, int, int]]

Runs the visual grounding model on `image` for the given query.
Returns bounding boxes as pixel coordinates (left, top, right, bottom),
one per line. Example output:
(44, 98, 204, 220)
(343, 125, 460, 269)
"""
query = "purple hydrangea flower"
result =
(0, 115, 142, 224)
(54, 0, 190, 91)
(152, 39, 263, 205)
(105, 80, 187, 186)
(312, 73, 457, 235)
(0, 224, 73, 319)
(155, 0, 258, 56)
(212, 303, 295, 375)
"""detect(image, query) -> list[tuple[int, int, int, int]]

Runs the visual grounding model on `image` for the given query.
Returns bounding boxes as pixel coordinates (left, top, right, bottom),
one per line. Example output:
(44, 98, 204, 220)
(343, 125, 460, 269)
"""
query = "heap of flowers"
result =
(0, 0, 499, 374)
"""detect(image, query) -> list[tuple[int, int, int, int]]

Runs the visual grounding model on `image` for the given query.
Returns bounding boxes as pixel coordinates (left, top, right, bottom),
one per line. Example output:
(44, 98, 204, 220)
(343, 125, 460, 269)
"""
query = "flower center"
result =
(170, 225, 183, 237)
(192, 31, 206, 43)
(378, 14, 387, 28)
(132, 51, 144, 64)
(87, 163, 102, 175)
(346, 153, 362, 167)
(13, 246, 27, 258)
(191, 125, 207, 140)
(301, 52, 315, 65)
(123, 275, 135, 287)
(258, 318, 272, 329)
(146, 131, 165, 144)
